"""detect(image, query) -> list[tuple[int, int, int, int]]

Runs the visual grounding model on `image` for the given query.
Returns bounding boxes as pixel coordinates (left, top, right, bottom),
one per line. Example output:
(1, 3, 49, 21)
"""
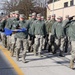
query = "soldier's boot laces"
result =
(69, 60, 74, 69)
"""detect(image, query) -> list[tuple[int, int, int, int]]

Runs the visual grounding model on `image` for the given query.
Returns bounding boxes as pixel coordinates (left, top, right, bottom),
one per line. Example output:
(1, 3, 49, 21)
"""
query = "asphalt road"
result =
(0, 50, 17, 75)
(0, 42, 75, 75)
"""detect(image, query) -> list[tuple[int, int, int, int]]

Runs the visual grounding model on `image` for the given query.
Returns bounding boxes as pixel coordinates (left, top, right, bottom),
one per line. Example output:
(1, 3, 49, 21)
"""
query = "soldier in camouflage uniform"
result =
(0, 15, 10, 47)
(10, 11, 19, 56)
(27, 12, 36, 52)
(62, 15, 75, 54)
(5, 12, 16, 50)
(15, 14, 29, 63)
(62, 15, 70, 53)
(31, 14, 46, 56)
(41, 16, 46, 50)
(45, 15, 51, 50)
(65, 19, 75, 69)
(46, 14, 56, 53)
(52, 16, 65, 56)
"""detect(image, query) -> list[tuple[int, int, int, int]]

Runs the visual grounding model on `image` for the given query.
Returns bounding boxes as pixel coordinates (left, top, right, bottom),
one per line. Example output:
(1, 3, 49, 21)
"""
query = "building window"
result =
(70, 0, 74, 6)
(47, 0, 59, 4)
(64, 2, 68, 7)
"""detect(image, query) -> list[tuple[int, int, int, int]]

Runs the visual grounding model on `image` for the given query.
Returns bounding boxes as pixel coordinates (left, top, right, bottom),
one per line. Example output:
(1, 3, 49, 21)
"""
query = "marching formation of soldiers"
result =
(0, 10, 75, 69)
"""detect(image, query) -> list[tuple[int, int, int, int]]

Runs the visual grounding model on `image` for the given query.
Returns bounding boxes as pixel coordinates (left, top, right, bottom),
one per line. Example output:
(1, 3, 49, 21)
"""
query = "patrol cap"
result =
(65, 15, 69, 18)
(37, 13, 41, 17)
(57, 16, 62, 19)
(19, 14, 25, 18)
(32, 12, 36, 16)
(15, 11, 19, 14)
(52, 14, 56, 17)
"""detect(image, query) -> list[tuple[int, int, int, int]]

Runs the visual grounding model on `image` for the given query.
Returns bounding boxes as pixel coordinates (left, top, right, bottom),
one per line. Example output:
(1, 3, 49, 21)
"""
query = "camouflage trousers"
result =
(15, 38, 29, 60)
(42, 37, 46, 49)
(11, 34, 16, 44)
(43, 33, 52, 50)
(7, 36, 11, 50)
(34, 35, 43, 53)
(10, 34, 16, 56)
(55, 38, 65, 54)
(48, 33, 52, 44)
(71, 41, 75, 61)
(1, 33, 7, 47)
(28, 35, 34, 52)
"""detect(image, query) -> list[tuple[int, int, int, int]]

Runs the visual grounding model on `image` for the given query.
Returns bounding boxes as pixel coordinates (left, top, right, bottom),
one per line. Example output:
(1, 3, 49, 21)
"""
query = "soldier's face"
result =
(12, 13, 15, 17)
(20, 18, 25, 21)
(15, 14, 19, 18)
(41, 17, 44, 20)
(37, 17, 41, 20)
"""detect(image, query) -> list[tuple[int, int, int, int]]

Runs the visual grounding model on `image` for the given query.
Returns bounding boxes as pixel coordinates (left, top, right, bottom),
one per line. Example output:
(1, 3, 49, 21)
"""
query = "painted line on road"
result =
(0, 45, 24, 75)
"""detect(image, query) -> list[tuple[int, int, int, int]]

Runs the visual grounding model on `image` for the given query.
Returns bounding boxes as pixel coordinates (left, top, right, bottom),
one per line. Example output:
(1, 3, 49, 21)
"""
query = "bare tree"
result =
(4, 0, 47, 18)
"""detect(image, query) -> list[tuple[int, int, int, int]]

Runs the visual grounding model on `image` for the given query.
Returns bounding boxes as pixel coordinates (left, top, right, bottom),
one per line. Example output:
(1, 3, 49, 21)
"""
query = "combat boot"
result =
(69, 60, 74, 69)
(59, 51, 64, 57)
(34, 50, 37, 56)
(52, 45, 56, 54)
(38, 52, 41, 57)
(22, 53, 26, 63)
